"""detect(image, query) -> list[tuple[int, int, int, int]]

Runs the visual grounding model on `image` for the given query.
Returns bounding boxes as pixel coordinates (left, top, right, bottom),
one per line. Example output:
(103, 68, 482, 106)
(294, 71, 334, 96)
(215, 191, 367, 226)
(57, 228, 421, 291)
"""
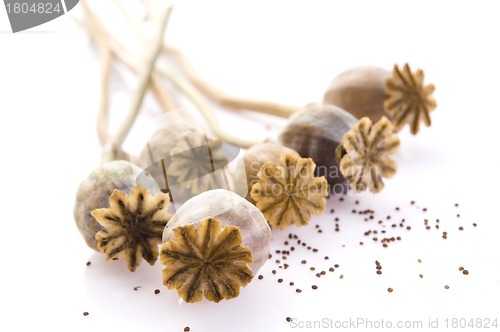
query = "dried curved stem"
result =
(107, 6, 173, 152)
(163, 45, 300, 118)
(80, 0, 176, 148)
(111, 0, 258, 148)
(97, 49, 113, 146)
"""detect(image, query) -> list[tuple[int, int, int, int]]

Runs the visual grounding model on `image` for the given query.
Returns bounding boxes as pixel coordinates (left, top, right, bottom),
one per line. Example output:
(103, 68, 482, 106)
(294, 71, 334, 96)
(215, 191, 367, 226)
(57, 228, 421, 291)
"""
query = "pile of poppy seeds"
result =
(83, 193, 476, 331)
(254, 194, 476, 302)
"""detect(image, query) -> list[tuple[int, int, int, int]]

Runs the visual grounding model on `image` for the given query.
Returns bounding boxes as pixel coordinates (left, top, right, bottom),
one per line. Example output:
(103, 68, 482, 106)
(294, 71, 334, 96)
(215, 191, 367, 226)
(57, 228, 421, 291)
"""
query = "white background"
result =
(1, 1, 499, 331)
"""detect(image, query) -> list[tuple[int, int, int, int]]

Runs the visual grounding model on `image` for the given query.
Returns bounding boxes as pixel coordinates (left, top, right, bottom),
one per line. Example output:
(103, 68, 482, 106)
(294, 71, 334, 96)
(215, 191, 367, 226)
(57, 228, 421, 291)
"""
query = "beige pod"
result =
(231, 142, 300, 202)
(73, 160, 161, 250)
(74, 160, 171, 271)
(160, 189, 271, 303)
(278, 104, 358, 193)
(323, 66, 390, 122)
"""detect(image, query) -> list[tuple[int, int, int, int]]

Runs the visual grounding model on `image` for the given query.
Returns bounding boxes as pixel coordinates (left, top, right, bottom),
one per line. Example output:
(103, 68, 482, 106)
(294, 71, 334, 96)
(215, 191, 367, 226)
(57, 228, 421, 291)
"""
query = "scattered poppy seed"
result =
(86, 261, 91, 266)
(339, 274, 344, 279)
(459, 266, 464, 271)
(301, 260, 307, 264)
(83, 311, 89, 316)
(154, 289, 160, 295)
(418, 259, 422, 263)
(419, 274, 423, 278)
(423, 208, 428, 212)
(184, 327, 190, 332)
(296, 289, 302, 293)
(312, 248, 318, 252)
(324, 256, 329, 260)
(334, 264, 339, 268)
(258, 275, 263, 280)
(278, 278, 283, 283)
(329, 267, 335, 272)
(310, 267, 316, 271)
(458, 227, 463, 231)
(473, 223, 477, 227)
(444, 285, 450, 289)
(289, 282, 294, 286)
(272, 270, 276, 275)
(312, 285, 318, 290)
(388, 288, 393, 293)
(286, 317, 292, 323)
(457, 214, 460, 218)
(463, 270, 469, 275)
(376, 271, 382, 275)
(133, 286, 141, 291)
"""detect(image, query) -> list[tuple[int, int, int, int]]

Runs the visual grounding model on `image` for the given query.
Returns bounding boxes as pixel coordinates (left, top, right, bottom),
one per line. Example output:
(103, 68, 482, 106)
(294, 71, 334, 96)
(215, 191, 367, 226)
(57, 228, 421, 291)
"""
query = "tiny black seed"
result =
(286, 317, 291, 323)
(312, 285, 318, 290)
(154, 289, 160, 294)
(83, 312, 89, 316)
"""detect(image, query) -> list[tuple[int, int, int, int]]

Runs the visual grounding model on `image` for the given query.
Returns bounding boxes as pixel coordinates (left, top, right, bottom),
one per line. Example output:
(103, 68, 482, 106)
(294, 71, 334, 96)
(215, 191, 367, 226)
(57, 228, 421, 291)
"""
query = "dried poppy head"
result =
(74, 160, 171, 271)
(323, 64, 436, 135)
(250, 153, 328, 229)
(160, 189, 271, 303)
